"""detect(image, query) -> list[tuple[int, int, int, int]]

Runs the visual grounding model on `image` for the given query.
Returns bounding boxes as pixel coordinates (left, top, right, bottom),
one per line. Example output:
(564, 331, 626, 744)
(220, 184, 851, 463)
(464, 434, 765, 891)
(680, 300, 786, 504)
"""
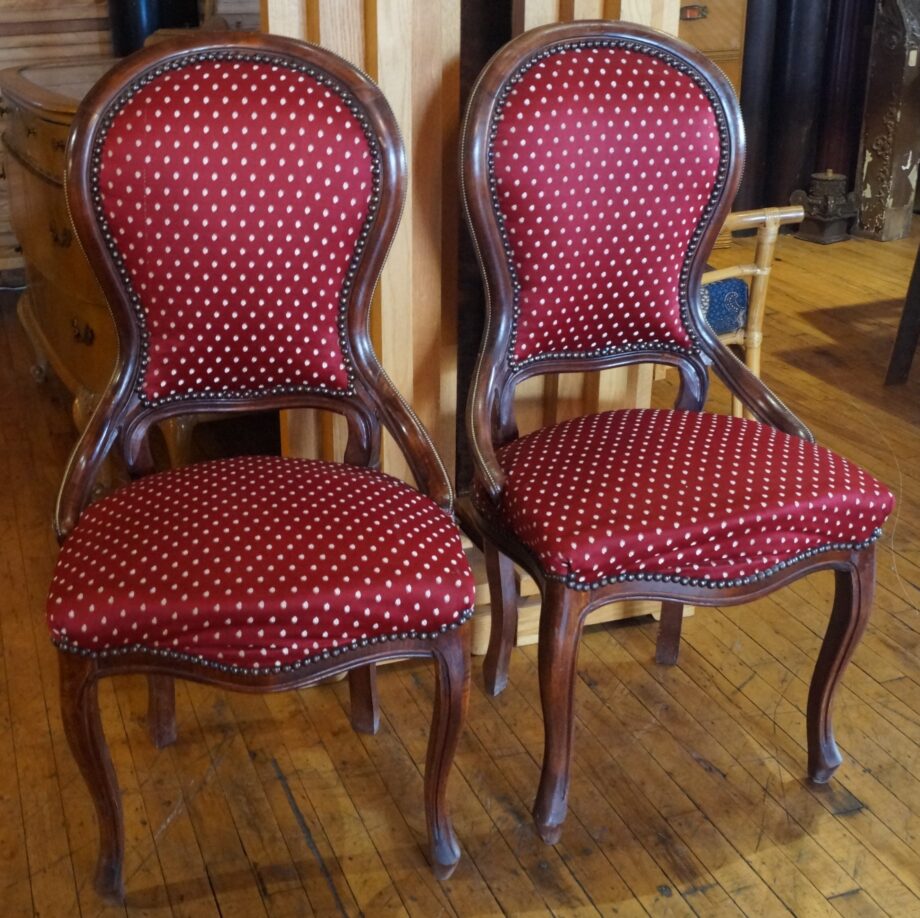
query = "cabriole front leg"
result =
(807, 547, 875, 783)
(59, 653, 125, 902)
(424, 627, 470, 879)
(533, 581, 587, 844)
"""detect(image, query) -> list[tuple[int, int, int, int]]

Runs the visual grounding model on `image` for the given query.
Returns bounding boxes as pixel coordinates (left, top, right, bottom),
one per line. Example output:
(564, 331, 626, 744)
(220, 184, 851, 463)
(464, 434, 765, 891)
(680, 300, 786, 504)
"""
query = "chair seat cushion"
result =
(486, 409, 893, 588)
(701, 277, 748, 336)
(48, 456, 474, 672)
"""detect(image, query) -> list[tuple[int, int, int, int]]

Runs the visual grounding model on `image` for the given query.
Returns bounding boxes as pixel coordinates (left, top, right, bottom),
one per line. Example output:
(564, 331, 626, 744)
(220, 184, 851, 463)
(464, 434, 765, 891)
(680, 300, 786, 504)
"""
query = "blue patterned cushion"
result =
(700, 277, 749, 336)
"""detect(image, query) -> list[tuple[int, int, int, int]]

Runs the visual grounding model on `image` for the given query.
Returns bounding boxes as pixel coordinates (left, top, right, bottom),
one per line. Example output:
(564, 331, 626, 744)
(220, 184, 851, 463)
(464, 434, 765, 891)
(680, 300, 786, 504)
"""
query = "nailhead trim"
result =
(551, 529, 884, 592)
(52, 608, 474, 674)
(89, 49, 383, 408)
(486, 38, 732, 371)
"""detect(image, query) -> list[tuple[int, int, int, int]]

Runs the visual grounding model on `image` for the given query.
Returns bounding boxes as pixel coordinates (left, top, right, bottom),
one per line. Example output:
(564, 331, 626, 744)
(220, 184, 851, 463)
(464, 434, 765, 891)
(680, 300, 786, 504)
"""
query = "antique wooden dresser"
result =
(0, 58, 116, 429)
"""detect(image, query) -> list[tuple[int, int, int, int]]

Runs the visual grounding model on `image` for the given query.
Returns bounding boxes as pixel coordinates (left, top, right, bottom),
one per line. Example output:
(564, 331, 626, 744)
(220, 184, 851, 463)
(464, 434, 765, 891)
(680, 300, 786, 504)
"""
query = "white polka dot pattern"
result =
(491, 46, 721, 364)
(48, 456, 475, 670)
(487, 410, 893, 587)
(97, 57, 374, 403)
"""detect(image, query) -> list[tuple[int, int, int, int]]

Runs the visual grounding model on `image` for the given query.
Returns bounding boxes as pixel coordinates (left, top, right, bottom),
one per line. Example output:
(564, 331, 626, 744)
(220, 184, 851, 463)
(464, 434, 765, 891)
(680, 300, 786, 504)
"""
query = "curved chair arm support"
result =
(54, 370, 132, 543)
(703, 332, 814, 442)
(363, 357, 456, 512)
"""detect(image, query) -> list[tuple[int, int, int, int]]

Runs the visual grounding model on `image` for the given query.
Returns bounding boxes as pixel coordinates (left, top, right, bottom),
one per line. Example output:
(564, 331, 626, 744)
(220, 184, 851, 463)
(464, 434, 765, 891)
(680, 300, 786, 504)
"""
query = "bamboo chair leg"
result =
(740, 213, 778, 418)
(425, 627, 470, 879)
(348, 664, 380, 735)
(146, 675, 177, 748)
(807, 546, 875, 783)
(59, 654, 125, 902)
(655, 602, 684, 665)
(533, 581, 588, 845)
(483, 541, 518, 696)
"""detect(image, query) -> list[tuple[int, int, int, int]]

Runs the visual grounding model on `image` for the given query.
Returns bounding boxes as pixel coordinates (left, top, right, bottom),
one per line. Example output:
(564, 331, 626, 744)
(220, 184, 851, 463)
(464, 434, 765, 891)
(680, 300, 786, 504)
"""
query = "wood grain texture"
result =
(1, 217, 919, 915)
(263, 0, 461, 484)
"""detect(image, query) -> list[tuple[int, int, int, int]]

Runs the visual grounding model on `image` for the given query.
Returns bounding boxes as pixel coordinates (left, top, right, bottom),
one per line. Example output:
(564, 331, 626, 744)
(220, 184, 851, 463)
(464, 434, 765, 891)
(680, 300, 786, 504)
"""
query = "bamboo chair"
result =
(703, 205, 804, 416)
(46, 33, 473, 899)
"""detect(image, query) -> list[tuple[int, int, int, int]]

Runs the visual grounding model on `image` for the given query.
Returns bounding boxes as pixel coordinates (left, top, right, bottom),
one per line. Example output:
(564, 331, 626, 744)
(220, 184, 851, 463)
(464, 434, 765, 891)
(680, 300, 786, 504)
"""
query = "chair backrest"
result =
(462, 22, 745, 497)
(58, 33, 449, 537)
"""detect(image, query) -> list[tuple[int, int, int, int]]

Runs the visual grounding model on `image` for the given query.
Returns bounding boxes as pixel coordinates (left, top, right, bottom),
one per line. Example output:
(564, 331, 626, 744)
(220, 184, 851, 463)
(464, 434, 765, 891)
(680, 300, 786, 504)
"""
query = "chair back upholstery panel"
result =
(462, 23, 745, 498)
(57, 35, 458, 537)
(491, 42, 725, 366)
(93, 52, 377, 406)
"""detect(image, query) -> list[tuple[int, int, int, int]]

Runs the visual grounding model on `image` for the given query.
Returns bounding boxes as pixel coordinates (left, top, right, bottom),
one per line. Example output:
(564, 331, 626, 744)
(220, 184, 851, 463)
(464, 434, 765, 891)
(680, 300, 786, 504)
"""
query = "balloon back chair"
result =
(49, 33, 473, 899)
(460, 21, 894, 845)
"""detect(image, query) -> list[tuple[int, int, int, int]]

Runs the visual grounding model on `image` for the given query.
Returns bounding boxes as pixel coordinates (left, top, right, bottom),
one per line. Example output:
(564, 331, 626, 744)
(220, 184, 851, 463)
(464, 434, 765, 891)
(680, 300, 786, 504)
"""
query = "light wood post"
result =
(263, 0, 461, 482)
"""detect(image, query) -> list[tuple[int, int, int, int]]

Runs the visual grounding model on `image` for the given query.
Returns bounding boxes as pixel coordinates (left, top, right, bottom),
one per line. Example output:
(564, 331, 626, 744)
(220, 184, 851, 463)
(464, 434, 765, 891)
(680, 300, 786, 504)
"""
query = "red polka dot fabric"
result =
(96, 56, 374, 403)
(491, 45, 721, 364)
(48, 456, 475, 671)
(485, 410, 893, 588)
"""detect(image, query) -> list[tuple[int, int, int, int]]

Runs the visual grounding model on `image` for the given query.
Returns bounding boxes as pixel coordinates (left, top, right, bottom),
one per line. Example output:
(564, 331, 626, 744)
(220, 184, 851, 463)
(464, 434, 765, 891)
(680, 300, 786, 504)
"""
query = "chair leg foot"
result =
(483, 541, 517, 697)
(348, 664, 379, 735)
(807, 547, 875, 783)
(146, 674, 177, 748)
(425, 627, 469, 878)
(59, 653, 125, 901)
(430, 849, 461, 881)
(95, 857, 127, 904)
(532, 582, 586, 846)
(655, 602, 684, 665)
(534, 818, 564, 845)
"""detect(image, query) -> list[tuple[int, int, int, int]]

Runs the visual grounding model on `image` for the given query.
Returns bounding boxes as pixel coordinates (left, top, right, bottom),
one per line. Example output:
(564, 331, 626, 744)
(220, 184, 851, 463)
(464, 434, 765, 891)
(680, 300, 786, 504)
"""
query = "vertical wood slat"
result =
(315, 0, 366, 461)
(259, 0, 306, 39)
(620, 0, 680, 31)
(263, 1, 460, 481)
(565, 0, 608, 20)
(514, 0, 562, 34)
(371, 0, 415, 484)
(262, 0, 314, 460)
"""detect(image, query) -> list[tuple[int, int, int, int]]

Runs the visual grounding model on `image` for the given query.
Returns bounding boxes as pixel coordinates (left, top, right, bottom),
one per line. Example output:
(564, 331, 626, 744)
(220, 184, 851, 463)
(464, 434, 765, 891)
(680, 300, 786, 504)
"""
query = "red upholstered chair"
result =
(49, 33, 473, 898)
(460, 22, 894, 845)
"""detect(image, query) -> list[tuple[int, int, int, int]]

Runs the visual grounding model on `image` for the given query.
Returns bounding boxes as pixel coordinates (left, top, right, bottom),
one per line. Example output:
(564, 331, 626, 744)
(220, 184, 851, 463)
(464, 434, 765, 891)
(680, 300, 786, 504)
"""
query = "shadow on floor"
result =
(771, 298, 920, 427)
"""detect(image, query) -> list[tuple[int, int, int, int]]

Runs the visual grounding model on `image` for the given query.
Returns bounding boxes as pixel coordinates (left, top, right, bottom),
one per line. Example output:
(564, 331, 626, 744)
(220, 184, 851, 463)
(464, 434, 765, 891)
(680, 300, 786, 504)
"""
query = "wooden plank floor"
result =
(1, 221, 919, 916)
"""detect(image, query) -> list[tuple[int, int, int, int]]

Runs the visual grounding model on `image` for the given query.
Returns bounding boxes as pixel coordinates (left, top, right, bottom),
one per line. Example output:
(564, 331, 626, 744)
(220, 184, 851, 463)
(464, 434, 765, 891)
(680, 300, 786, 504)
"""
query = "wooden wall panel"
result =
(372, 0, 415, 483)
(263, 0, 461, 486)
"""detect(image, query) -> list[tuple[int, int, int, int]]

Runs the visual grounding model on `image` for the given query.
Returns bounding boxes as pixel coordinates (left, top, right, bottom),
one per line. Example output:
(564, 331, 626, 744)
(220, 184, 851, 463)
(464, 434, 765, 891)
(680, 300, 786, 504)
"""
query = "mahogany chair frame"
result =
(56, 33, 469, 899)
(459, 21, 878, 845)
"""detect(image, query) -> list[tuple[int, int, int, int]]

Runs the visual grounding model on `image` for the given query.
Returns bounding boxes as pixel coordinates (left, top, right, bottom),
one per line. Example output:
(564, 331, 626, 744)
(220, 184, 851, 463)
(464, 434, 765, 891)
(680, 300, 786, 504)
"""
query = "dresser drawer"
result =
(3, 104, 68, 183)
(25, 264, 116, 395)
(5, 154, 102, 295)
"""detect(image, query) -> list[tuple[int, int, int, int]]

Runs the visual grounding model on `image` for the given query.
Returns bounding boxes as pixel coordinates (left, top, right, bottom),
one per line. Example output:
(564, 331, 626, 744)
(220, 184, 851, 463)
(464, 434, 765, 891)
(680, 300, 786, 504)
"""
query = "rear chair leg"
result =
(425, 627, 470, 879)
(807, 547, 875, 783)
(348, 664, 380, 735)
(655, 602, 684, 665)
(59, 653, 125, 902)
(483, 541, 518, 696)
(146, 674, 177, 748)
